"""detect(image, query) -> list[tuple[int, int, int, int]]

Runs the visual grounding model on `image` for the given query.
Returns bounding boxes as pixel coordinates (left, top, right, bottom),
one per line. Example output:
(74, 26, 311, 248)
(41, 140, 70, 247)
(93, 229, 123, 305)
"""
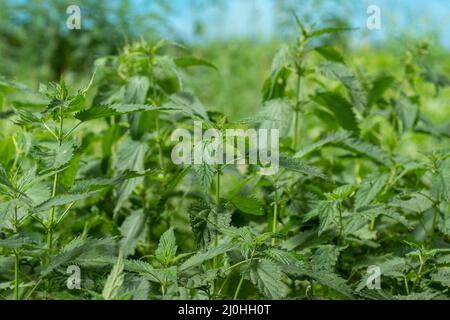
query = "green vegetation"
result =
(0, 5, 449, 300)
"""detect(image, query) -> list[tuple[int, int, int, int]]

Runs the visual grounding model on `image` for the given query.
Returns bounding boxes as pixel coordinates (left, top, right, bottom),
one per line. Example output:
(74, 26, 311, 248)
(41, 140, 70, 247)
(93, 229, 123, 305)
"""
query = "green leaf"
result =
(293, 12, 308, 38)
(163, 92, 210, 122)
(263, 45, 291, 101)
(119, 210, 147, 257)
(314, 46, 345, 63)
(0, 235, 35, 249)
(355, 173, 389, 207)
(34, 140, 76, 171)
(389, 192, 434, 213)
(0, 76, 29, 91)
(59, 154, 80, 189)
(113, 136, 149, 215)
(243, 259, 289, 299)
(311, 245, 342, 272)
(283, 259, 353, 297)
(102, 252, 125, 300)
(75, 104, 160, 122)
(178, 243, 236, 272)
(308, 27, 356, 39)
(431, 158, 450, 202)
(155, 228, 177, 266)
(193, 163, 214, 192)
(368, 75, 394, 107)
(328, 184, 355, 200)
(124, 259, 174, 284)
(430, 267, 450, 287)
(339, 134, 393, 166)
(188, 200, 213, 249)
(231, 196, 264, 216)
(174, 57, 217, 70)
(317, 200, 338, 236)
(42, 237, 115, 275)
(34, 191, 99, 212)
(356, 257, 406, 291)
(307, 270, 353, 298)
(421, 66, 450, 96)
(318, 62, 367, 112)
(311, 91, 358, 133)
(124, 76, 149, 104)
(258, 98, 292, 137)
(294, 131, 351, 159)
(279, 155, 328, 180)
(12, 108, 42, 126)
(0, 164, 13, 190)
(395, 98, 418, 132)
(393, 290, 443, 300)
(188, 200, 232, 249)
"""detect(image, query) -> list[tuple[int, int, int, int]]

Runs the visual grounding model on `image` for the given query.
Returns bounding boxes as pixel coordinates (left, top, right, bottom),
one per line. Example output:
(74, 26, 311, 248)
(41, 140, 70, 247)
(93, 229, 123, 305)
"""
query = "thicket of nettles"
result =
(0, 19, 449, 300)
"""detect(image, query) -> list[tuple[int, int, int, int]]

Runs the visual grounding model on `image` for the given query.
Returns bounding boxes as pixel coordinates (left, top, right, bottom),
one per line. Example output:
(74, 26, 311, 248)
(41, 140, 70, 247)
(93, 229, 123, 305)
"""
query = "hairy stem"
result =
(233, 276, 244, 300)
(213, 166, 221, 294)
(430, 202, 440, 243)
(232, 248, 256, 300)
(271, 185, 279, 246)
(292, 75, 301, 150)
(412, 253, 425, 292)
(155, 112, 164, 170)
(47, 115, 63, 251)
(47, 172, 58, 251)
(14, 250, 19, 300)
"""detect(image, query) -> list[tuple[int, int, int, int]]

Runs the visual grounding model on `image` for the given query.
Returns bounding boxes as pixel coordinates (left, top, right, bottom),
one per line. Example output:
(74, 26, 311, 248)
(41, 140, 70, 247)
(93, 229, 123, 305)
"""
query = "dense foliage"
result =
(0, 18, 449, 300)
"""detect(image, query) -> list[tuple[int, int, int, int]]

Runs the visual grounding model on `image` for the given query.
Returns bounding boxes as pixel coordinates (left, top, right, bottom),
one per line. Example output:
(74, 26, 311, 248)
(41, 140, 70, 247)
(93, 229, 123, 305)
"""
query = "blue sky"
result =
(159, 0, 450, 47)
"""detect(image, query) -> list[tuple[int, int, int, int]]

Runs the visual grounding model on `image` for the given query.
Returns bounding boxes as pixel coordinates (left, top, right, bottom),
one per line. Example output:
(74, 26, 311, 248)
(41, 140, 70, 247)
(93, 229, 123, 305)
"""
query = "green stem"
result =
(233, 276, 244, 300)
(430, 202, 439, 243)
(271, 185, 278, 246)
(412, 254, 425, 292)
(14, 250, 19, 300)
(337, 202, 344, 245)
(292, 37, 305, 149)
(292, 109, 299, 150)
(404, 276, 410, 295)
(212, 167, 221, 294)
(232, 248, 256, 300)
(215, 167, 220, 205)
(46, 115, 63, 251)
(47, 172, 58, 251)
(155, 112, 164, 170)
(292, 75, 301, 150)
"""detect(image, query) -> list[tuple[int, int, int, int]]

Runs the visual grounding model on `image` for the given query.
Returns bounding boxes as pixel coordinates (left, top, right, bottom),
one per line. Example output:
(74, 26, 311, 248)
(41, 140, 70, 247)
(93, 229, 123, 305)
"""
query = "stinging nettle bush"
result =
(0, 18, 449, 300)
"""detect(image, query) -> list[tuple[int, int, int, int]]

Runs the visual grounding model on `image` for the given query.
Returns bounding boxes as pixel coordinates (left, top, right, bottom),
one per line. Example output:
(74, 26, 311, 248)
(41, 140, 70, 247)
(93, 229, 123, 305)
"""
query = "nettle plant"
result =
(0, 17, 449, 300)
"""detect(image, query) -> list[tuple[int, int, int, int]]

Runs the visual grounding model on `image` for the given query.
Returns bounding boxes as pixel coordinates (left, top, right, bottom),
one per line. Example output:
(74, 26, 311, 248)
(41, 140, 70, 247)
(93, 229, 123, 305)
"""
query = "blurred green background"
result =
(0, 0, 449, 121)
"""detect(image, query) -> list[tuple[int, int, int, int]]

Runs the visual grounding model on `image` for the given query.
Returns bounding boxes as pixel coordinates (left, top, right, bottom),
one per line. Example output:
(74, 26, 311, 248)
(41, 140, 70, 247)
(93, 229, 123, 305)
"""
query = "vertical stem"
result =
(47, 114, 63, 251)
(292, 75, 301, 150)
(215, 167, 220, 206)
(293, 109, 299, 150)
(404, 276, 410, 295)
(155, 112, 164, 170)
(271, 184, 278, 246)
(233, 276, 244, 300)
(337, 202, 344, 245)
(213, 167, 220, 266)
(212, 167, 221, 296)
(292, 37, 305, 149)
(47, 172, 58, 251)
(14, 250, 19, 300)
(430, 202, 439, 242)
(412, 255, 424, 292)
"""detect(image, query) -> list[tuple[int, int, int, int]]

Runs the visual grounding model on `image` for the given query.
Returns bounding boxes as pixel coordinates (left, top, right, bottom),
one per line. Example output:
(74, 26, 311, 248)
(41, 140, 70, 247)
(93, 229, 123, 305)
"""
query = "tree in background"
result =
(0, 0, 173, 81)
